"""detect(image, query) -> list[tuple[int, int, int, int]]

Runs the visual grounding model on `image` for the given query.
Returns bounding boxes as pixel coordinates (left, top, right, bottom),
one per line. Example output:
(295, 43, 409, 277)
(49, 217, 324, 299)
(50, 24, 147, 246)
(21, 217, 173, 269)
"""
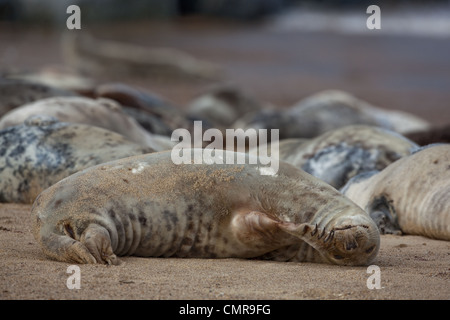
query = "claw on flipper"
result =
(318, 228, 326, 239)
(311, 224, 319, 236)
(324, 230, 334, 243)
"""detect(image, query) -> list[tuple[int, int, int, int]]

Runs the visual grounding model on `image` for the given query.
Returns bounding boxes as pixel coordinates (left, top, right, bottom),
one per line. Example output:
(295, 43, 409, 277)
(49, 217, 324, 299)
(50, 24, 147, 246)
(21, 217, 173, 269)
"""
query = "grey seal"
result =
(62, 33, 222, 80)
(0, 78, 77, 118)
(4, 66, 97, 96)
(235, 90, 430, 139)
(0, 96, 174, 151)
(341, 144, 450, 240)
(32, 149, 380, 266)
(250, 125, 418, 189)
(94, 82, 192, 136)
(187, 84, 270, 128)
(0, 115, 154, 204)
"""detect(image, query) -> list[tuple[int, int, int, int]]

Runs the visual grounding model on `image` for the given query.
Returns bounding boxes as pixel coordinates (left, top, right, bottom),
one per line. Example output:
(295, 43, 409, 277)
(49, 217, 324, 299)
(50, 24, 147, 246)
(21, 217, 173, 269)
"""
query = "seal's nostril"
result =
(345, 241, 358, 250)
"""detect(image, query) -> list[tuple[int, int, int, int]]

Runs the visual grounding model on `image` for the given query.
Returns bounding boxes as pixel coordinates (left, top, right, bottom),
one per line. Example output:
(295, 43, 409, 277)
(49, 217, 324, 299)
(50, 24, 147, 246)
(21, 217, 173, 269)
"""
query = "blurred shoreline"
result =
(268, 3, 450, 38)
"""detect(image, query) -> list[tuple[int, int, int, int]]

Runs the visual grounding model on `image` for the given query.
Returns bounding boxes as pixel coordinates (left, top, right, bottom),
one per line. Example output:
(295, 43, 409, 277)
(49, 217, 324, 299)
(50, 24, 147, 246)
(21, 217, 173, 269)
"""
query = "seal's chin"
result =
(322, 224, 380, 266)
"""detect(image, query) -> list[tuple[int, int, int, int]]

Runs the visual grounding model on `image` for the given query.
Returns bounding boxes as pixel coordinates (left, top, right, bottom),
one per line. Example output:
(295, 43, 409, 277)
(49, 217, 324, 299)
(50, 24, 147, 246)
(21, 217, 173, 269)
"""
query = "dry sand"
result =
(0, 203, 448, 300)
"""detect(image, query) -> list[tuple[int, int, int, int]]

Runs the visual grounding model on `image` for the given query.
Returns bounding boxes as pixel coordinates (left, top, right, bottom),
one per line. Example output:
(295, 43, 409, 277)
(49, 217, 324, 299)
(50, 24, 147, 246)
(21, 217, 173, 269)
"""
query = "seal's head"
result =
(318, 216, 380, 266)
(282, 209, 380, 266)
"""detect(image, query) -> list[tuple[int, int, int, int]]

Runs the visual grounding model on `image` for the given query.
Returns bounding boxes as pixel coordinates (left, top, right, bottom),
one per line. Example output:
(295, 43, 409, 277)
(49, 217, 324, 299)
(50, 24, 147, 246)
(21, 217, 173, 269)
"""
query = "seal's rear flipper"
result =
(36, 220, 119, 265)
(80, 223, 120, 265)
(37, 231, 98, 264)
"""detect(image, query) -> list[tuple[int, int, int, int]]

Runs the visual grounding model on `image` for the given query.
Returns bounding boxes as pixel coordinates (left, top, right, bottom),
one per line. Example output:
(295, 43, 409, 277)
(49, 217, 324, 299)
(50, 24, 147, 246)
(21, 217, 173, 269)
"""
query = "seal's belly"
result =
(95, 198, 267, 259)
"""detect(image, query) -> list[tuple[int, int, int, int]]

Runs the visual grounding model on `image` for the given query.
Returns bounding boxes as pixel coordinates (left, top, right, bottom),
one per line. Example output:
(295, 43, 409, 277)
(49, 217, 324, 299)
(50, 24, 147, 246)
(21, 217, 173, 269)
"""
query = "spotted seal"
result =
(32, 149, 380, 266)
(341, 144, 450, 240)
(0, 115, 154, 204)
(0, 96, 174, 151)
(250, 125, 418, 189)
(235, 90, 430, 139)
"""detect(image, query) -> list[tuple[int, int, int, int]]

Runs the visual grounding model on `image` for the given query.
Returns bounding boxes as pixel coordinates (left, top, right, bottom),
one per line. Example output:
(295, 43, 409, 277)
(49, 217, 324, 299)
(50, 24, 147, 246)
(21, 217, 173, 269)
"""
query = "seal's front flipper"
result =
(231, 211, 296, 248)
(278, 222, 315, 237)
(277, 222, 333, 250)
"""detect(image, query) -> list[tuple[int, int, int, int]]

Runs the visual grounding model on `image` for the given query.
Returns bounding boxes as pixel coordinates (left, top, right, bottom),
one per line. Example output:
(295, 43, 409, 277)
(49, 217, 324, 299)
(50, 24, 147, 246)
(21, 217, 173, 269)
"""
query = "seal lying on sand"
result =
(62, 33, 222, 80)
(341, 144, 450, 241)
(4, 66, 97, 96)
(0, 115, 154, 204)
(0, 96, 174, 151)
(94, 82, 192, 136)
(250, 125, 418, 189)
(187, 84, 270, 128)
(235, 90, 430, 139)
(32, 149, 380, 266)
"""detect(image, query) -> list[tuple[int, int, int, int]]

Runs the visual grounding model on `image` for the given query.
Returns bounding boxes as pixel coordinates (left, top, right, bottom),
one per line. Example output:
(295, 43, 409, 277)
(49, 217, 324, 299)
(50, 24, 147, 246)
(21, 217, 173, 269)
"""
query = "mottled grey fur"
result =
(0, 115, 154, 203)
(0, 96, 174, 151)
(94, 82, 192, 135)
(187, 84, 268, 128)
(236, 90, 430, 139)
(250, 125, 418, 189)
(342, 144, 450, 240)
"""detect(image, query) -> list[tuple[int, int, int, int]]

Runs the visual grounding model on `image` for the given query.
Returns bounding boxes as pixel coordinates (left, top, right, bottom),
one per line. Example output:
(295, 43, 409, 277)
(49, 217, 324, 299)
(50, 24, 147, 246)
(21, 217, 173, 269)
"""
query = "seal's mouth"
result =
(320, 224, 380, 266)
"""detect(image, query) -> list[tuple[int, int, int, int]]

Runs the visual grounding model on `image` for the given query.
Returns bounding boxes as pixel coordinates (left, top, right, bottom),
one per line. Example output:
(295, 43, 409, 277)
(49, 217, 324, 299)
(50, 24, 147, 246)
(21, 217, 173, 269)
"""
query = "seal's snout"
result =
(280, 216, 380, 265)
(327, 222, 380, 266)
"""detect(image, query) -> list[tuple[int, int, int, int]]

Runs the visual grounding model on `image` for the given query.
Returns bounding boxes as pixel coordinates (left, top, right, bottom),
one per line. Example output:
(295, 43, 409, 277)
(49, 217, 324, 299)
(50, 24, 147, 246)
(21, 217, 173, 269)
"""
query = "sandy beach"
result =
(1, 9, 450, 302)
(0, 203, 448, 300)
